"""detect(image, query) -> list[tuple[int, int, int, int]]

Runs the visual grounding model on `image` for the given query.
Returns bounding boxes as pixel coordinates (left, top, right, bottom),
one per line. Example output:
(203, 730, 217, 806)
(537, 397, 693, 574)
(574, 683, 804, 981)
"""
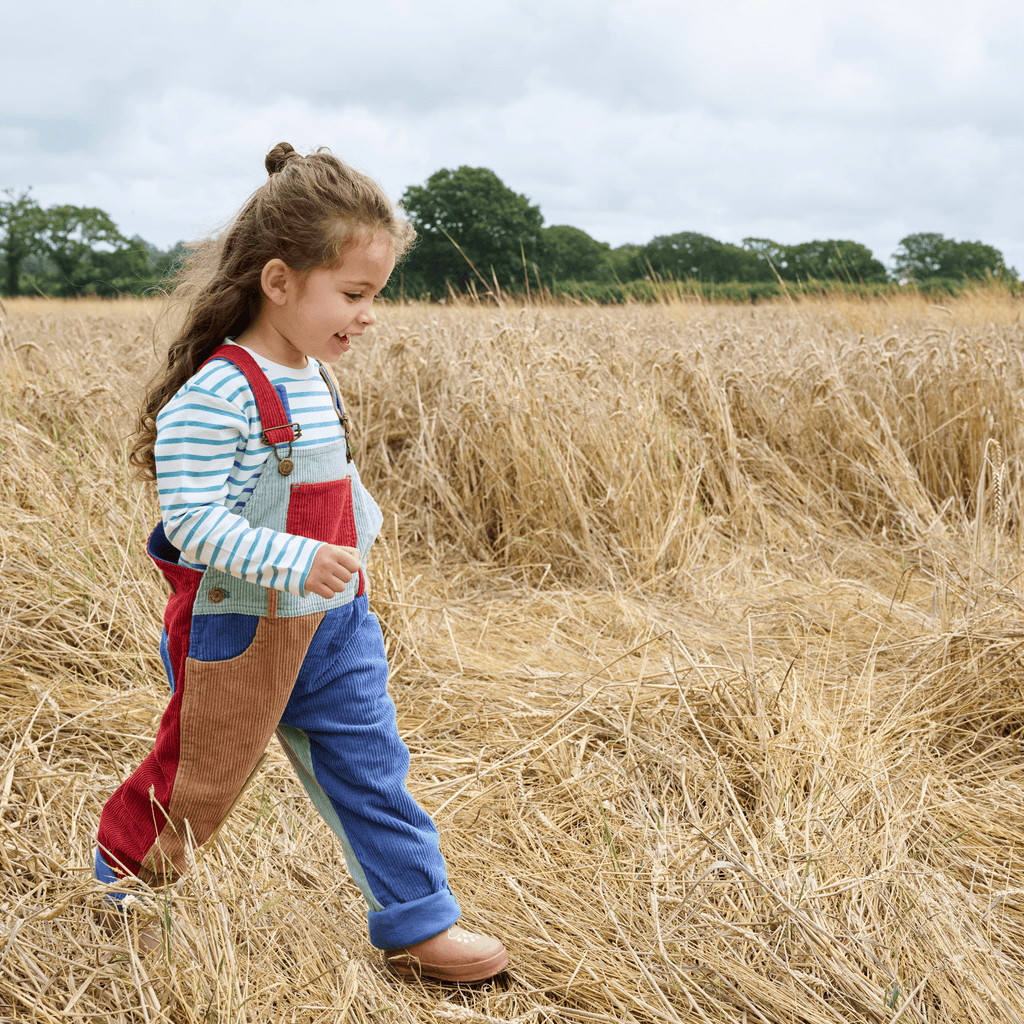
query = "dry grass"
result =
(2, 290, 1024, 1023)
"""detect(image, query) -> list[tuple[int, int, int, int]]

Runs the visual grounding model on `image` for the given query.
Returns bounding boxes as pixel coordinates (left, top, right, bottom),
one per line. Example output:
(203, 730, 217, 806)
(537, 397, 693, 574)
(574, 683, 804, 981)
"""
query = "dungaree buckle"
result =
(261, 423, 302, 476)
(260, 423, 302, 445)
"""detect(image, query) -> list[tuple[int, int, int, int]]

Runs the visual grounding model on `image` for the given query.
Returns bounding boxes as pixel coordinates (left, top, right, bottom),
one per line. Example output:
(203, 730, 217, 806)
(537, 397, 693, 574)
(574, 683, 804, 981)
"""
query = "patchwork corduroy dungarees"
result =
(96, 345, 461, 949)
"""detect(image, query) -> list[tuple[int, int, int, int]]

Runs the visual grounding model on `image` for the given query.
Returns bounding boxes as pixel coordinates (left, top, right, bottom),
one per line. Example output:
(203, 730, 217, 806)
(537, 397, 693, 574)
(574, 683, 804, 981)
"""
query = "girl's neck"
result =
(233, 318, 308, 370)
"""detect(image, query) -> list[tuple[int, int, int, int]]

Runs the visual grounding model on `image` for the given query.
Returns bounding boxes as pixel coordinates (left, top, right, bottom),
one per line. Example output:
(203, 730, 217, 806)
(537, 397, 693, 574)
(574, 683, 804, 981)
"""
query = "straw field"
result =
(2, 289, 1024, 1023)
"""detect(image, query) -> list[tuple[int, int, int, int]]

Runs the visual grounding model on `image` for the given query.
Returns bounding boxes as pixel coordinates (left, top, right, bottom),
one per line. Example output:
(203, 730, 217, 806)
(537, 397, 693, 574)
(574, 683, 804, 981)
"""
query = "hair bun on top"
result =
(265, 142, 298, 176)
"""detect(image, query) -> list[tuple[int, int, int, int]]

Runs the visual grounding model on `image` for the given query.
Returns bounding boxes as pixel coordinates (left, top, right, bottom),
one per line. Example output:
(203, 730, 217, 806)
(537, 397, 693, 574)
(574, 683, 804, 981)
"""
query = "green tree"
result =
(892, 232, 951, 280)
(399, 167, 545, 296)
(741, 238, 790, 281)
(953, 240, 1016, 279)
(37, 205, 137, 295)
(95, 240, 158, 295)
(892, 232, 1014, 282)
(640, 231, 761, 282)
(785, 239, 888, 283)
(602, 244, 643, 282)
(743, 237, 887, 283)
(0, 189, 45, 295)
(540, 224, 610, 281)
(129, 236, 189, 289)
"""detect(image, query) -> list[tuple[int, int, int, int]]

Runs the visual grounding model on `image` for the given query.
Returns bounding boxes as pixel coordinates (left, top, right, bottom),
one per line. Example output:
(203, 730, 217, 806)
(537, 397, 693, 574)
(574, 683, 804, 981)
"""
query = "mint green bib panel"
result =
(193, 437, 384, 618)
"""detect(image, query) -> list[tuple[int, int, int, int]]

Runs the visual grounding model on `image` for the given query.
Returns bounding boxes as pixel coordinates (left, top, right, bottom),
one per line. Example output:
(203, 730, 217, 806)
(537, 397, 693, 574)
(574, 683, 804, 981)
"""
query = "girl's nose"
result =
(361, 306, 376, 326)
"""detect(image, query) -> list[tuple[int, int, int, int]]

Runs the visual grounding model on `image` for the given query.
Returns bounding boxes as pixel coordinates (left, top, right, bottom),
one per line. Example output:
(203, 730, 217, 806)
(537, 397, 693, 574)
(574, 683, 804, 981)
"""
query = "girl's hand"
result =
(305, 544, 361, 598)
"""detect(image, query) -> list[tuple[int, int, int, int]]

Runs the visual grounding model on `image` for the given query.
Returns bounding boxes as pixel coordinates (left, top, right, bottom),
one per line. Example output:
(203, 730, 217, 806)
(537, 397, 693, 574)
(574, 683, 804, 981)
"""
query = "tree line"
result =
(1, 171, 1017, 300)
(396, 167, 1017, 298)
(0, 189, 188, 297)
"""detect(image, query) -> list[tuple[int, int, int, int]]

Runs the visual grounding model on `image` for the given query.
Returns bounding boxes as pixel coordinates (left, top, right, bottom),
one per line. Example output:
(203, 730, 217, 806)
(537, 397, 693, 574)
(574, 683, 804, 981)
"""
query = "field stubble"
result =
(1, 291, 1024, 1023)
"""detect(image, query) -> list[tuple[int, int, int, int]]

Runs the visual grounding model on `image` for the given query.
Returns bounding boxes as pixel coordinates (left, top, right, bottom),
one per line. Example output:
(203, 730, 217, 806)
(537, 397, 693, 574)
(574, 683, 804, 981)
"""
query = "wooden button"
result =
(208, 587, 227, 603)
(278, 458, 294, 476)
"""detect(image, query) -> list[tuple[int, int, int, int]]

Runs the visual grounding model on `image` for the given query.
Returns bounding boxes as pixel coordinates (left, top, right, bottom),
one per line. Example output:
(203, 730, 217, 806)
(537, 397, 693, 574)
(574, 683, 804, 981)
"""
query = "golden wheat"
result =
(2, 291, 1024, 1023)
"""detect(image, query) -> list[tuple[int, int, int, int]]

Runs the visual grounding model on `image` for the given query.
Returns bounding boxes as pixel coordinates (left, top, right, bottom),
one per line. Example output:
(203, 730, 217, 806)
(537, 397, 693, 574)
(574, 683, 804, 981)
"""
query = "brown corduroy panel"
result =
(140, 611, 324, 881)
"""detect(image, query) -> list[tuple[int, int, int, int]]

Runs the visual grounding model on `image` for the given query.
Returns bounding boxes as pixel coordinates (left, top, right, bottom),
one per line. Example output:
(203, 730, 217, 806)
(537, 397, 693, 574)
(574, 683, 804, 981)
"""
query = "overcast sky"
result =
(3, 0, 1022, 274)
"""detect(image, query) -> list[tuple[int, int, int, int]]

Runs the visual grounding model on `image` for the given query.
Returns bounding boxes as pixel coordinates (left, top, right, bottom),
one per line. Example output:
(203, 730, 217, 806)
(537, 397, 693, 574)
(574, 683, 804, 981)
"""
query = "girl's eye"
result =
(345, 292, 364, 300)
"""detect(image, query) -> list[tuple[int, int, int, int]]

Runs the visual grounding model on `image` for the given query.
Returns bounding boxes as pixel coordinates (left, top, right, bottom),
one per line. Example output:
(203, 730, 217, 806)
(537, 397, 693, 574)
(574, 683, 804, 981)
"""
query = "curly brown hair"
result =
(130, 142, 415, 478)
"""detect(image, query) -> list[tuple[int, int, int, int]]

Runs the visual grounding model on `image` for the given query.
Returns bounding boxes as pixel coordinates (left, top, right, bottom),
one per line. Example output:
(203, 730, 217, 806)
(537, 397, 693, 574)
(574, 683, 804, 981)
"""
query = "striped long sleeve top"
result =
(154, 342, 350, 596)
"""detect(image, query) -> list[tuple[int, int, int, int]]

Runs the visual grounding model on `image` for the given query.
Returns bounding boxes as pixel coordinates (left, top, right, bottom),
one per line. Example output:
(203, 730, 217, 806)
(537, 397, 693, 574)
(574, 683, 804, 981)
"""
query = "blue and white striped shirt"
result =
(154, 342, 348, 596)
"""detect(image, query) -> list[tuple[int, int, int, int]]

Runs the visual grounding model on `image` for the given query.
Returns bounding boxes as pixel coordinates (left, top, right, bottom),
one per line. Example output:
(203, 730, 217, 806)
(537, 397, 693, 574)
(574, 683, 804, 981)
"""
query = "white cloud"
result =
(3, 0, 1023, 272)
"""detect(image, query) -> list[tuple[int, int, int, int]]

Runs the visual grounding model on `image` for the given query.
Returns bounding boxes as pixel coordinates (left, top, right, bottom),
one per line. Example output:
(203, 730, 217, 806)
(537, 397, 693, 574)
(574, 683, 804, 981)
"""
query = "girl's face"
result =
(252, 229, 396, 368)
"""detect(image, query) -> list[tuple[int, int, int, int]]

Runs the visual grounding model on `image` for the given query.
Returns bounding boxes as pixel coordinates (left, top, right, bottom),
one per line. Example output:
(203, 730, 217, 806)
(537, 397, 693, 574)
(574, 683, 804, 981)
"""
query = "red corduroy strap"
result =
(199, 345, 297, 447)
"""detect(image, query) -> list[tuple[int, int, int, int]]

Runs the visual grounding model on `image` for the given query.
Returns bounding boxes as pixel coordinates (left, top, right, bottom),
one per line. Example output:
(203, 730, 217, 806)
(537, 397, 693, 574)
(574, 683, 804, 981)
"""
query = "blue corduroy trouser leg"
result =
(276, 595, 461, 950)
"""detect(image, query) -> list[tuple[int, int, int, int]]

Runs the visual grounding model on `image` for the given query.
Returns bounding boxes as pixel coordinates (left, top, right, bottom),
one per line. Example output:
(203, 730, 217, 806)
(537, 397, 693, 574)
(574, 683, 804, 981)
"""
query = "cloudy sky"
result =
(4, 0, 1023, 273)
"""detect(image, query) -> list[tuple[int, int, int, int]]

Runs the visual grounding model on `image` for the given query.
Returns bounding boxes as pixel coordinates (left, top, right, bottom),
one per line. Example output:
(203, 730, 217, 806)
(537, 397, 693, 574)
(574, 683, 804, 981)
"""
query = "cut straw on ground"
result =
(2, 291, 1024, 1022)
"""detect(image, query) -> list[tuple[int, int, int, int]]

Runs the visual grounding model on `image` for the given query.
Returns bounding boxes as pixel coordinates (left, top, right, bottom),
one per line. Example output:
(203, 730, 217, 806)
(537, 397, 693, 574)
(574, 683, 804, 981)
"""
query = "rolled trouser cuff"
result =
(95, 848, 139, 907)
(368, 888, 462, 950)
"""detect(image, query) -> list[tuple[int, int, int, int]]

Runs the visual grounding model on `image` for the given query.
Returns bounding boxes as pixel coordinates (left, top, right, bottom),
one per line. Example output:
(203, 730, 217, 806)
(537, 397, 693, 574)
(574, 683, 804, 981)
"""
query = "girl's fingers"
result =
(310, 565, 357, 597)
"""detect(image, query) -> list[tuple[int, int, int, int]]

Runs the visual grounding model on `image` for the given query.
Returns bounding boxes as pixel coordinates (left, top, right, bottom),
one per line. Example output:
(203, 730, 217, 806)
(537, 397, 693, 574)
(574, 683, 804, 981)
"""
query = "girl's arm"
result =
(154, 382, 326, 596)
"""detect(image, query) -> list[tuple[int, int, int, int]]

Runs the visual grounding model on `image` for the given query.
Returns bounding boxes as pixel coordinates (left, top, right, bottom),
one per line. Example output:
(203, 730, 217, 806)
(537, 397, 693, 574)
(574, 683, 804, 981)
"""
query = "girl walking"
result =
(94, 142, 507, 984)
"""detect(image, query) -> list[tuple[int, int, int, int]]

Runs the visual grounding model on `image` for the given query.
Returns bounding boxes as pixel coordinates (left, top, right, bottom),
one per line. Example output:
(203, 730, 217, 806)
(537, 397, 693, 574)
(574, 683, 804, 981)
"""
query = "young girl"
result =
(94, 142, 507, 984)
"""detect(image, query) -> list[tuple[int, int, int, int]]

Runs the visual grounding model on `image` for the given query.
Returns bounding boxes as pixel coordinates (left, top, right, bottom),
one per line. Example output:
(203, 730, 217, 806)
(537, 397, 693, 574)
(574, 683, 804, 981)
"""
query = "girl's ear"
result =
(261, 259, 291, 306)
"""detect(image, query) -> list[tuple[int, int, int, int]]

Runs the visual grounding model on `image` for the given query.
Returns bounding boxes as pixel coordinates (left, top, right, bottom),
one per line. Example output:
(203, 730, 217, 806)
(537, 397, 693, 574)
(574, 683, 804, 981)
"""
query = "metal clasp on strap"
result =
(260, 422, 302, 446)
(261, 423, 302, 476)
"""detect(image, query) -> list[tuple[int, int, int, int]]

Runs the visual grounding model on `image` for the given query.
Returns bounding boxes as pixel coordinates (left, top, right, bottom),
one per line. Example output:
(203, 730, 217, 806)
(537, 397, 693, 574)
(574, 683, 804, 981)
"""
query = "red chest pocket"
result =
(286, 478, 365, 596)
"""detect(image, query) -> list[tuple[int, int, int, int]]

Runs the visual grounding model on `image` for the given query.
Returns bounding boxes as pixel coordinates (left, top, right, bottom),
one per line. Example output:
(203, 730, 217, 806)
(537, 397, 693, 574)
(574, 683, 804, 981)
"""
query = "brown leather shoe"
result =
(95, 903, 163, 955)
(385, 925, 508, 982)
